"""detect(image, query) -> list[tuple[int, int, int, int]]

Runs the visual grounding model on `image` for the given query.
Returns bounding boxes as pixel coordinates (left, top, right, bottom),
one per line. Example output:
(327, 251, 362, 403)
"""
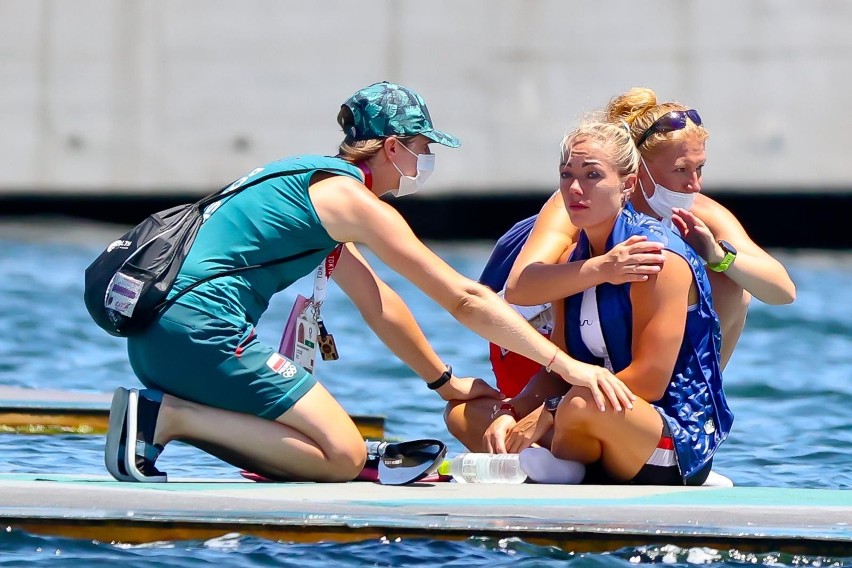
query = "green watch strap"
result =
(708, 248, 736, 272)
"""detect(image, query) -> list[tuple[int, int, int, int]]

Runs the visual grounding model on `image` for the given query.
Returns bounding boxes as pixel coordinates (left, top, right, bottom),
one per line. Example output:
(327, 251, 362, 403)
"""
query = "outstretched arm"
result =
(332, 242, 501, 401)
(673, 196, 796, 305)
(310, 176, 635, 411)
(505, 191, 665, 305)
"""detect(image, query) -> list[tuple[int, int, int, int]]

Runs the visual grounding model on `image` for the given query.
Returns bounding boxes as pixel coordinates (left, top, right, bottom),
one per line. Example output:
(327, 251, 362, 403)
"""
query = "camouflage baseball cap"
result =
(341, 81, 460, 148)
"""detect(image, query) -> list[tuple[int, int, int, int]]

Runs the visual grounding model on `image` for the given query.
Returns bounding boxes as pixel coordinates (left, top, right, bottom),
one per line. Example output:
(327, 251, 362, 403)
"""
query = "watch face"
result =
(718, 240, 737, 256)
(545, 395, 563, 413)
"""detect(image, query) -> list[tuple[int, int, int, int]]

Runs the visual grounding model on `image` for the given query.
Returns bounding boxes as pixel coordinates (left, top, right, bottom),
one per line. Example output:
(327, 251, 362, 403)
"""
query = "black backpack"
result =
(83, 166, 349, 337)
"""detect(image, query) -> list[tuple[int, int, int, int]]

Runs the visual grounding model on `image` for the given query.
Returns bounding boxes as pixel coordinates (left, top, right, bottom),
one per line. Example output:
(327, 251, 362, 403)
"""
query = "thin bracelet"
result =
(491, 401, 519, 421)
(426, 365, 453, 390)
(545, 347, 559, 372)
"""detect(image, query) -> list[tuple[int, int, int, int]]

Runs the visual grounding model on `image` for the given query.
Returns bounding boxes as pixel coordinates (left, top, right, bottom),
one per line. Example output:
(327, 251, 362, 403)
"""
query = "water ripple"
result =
(1, 531, 850, 568)
(1, 221, 851, 566)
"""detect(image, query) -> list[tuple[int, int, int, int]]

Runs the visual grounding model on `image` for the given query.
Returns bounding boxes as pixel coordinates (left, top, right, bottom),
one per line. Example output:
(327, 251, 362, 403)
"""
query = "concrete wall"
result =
(2, 0, 851, 196)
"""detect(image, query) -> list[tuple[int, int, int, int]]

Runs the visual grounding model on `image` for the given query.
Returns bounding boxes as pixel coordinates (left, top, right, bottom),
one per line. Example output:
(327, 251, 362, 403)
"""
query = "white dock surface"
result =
(1, 473, 849, 554)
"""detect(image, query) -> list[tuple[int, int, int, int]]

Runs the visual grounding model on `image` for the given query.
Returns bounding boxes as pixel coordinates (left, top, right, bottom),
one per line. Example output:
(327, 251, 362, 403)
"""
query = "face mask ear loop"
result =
(621, 182, 633, 207)
(400, 143, 417, 158)
(392, 141, 420, 175)
(390, 156, 405, 178)
(388, 138, 412, 178)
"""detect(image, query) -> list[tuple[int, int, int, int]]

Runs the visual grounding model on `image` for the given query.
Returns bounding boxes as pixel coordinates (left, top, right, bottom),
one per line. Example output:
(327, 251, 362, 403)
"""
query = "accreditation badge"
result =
(293, 312, 319, 373)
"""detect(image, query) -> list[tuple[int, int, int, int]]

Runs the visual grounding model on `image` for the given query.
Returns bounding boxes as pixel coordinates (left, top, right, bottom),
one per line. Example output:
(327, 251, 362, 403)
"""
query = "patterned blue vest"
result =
(479, 215, 537, 291)
(564, 204, 734, 481)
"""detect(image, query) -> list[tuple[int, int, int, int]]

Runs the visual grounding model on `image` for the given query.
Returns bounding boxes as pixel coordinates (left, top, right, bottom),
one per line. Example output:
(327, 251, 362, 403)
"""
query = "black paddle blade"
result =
(377, 439, 447, 486)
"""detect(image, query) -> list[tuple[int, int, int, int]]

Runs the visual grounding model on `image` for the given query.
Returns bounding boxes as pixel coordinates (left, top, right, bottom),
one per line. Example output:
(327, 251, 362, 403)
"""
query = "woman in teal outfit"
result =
(106, 81, 636, 483)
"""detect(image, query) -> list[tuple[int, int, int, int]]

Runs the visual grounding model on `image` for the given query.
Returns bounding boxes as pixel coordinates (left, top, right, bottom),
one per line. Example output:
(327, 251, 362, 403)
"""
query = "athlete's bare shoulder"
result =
(692, 193, 723, 213)
(690, 193, 741, 232)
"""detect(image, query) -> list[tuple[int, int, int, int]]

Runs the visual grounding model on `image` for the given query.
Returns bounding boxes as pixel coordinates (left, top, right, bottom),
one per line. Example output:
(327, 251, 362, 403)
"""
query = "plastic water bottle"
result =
(440, 453, 528, 484)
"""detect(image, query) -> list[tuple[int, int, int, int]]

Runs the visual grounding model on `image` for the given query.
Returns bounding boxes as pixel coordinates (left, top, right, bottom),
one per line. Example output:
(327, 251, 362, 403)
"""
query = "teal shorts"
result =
(127, 303, 316, 420)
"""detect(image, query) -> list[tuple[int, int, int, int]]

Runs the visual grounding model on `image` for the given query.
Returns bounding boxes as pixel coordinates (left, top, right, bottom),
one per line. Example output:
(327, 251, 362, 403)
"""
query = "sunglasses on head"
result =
(636, 109, 703, 148)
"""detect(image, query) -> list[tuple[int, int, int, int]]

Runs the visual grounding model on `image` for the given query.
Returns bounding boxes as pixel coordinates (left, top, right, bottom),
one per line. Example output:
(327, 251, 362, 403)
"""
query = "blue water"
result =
(1, 217, 851, 566)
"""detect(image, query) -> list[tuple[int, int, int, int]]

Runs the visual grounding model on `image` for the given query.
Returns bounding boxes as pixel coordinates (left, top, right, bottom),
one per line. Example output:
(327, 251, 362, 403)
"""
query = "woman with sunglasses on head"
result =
(446, 117, 733, 486)
(482, 87, 795, 396)
(105, 81, 634, 484)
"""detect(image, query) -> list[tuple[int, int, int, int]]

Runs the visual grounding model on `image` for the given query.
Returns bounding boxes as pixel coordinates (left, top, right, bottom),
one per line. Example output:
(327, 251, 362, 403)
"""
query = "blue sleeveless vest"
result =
(564, 204, 733, 481)
(479, 215, 537, 291)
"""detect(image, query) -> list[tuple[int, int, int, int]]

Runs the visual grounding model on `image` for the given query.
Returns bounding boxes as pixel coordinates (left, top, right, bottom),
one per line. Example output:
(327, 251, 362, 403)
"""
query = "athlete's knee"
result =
(551, 394, 602, 463)
(321, 441, 367, 482)
(443, 400, 466, 436)
(558, 391, 598, 429)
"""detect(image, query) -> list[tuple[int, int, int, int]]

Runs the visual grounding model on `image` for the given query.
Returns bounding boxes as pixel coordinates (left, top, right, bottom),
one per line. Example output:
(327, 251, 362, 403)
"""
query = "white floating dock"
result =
(0, 473, 849, 554)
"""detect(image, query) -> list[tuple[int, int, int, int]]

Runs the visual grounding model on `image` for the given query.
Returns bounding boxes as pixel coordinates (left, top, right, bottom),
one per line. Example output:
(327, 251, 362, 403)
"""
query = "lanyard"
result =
(312, 244, 343, 305)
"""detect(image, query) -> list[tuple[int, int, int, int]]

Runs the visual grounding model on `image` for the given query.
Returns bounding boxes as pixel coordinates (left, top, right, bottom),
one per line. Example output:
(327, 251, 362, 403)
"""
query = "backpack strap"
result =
(197, 166, 357, 209)
(153, 247, 324, 315)
(153, 165, 357, 315)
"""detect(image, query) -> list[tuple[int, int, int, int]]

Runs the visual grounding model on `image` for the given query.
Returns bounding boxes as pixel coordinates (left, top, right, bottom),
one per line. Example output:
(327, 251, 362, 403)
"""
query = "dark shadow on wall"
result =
(1, 192, 849, 249)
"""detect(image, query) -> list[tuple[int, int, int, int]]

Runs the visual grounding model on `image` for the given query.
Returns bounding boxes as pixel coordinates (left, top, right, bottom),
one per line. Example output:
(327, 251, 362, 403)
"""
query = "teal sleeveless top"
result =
(167, 155, 362, 326)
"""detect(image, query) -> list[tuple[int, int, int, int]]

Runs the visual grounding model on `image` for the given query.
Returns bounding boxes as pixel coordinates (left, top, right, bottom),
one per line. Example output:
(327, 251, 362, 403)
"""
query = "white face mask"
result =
(390, 143, 435, 197)
(639, 158, 694, 221)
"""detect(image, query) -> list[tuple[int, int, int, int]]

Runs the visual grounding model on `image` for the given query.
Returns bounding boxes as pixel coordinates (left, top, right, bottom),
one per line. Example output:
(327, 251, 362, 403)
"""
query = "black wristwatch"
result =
(708, 240, 737, 273)
(544, 395, 563, 415)
(426, 365, 452, 390)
